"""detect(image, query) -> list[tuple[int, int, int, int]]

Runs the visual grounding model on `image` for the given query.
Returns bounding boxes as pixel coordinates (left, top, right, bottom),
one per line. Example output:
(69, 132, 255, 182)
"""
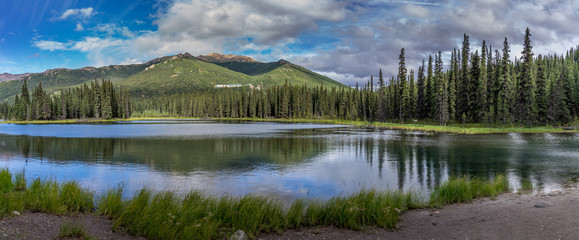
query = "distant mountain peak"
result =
(277, 59, 291, 65)
(0, 73, 32, 82)
(198, 53, 259, 63)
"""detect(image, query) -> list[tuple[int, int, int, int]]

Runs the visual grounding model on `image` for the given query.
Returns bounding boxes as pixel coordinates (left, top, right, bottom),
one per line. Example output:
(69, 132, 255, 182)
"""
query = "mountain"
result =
(0, 53, 346, 102)
(198, 53, 344, 88)
(121, 54, 254, 97)
(197, 53, 258, 63)
(0, 73, 31, 82)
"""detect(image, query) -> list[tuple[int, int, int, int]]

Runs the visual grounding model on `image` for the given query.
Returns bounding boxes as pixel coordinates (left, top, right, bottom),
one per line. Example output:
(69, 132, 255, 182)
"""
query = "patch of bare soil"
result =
(258, 187, 579, 240)
(0, 212, 143, 240)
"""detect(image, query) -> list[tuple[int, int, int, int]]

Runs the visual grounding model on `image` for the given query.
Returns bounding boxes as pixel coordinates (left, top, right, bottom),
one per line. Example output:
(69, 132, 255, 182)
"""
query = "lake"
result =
(0, 120, 577, 201)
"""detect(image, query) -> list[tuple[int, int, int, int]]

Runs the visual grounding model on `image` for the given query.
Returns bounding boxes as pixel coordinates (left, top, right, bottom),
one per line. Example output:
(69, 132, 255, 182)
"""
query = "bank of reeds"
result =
(430, 175, 510, 207)
(99, 188, 423, 239)
(0, 168, 511, 239)
(0, 169, 94, 216)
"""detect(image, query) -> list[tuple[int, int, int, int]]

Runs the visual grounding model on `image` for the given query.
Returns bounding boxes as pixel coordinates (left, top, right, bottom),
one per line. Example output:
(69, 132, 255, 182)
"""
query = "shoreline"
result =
(1, 117, 577, 134)
(258, 186, 579, 240)
(2, 187, 578, 240)
(0, 170, 508, 239)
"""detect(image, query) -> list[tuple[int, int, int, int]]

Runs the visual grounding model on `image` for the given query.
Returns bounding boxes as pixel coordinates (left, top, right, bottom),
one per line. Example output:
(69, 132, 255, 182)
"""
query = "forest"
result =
(131, 29, 579, 126)
(2, 28, 578, 126)
(0, 79, 131, 120)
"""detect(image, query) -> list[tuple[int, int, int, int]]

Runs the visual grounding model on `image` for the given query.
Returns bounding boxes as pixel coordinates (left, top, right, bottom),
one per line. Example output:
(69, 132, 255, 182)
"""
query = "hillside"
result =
(200, 53, 344, 88)
(119, 55, 254, 97)
(0, 53, 346, 102)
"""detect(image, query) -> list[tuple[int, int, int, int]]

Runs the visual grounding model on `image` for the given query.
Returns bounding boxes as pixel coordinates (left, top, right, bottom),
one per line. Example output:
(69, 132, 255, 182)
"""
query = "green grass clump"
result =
(60, 181, 94, 213)
(1, 172, 95, 215)
(113, 190, 286, 239)
(305, 190, 423, 230)
(519, 178, 534, 193)
(97, 184, 125, 219)
(0, 168, 13, 193)
(430, 175, 510, 207)
(13, 171, 26, 191)
(59, 221, 96, 240)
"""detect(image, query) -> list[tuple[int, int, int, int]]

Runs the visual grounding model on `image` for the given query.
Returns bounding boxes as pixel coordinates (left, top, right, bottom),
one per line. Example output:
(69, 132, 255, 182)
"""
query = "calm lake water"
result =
(0, 120, 578, 201)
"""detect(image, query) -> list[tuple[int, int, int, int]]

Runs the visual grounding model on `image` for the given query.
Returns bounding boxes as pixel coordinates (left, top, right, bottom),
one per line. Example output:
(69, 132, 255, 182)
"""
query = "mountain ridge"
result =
(197, 53, 259, 63)
(0, 53, 345, 102)
(0, 73, 32, 82)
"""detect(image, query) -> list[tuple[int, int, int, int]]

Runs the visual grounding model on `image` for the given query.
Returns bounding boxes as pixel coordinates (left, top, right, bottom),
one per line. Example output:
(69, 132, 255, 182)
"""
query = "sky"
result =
(1, 0, 578, 86)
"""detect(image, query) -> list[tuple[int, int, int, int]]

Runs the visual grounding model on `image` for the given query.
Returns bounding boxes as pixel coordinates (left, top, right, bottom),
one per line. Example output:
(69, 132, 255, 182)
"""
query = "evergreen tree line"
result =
(131, 29, 578, 126)
(3, 79, 131, 120)
(403, 28, 579, 126)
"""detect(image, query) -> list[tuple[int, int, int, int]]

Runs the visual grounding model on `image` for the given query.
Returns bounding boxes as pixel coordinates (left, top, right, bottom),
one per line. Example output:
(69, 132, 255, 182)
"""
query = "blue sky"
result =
(1, 0, 578, 85)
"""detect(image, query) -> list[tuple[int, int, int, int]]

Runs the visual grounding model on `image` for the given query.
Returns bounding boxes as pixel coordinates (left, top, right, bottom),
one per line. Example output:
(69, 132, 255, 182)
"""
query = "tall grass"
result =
(0, 168, 512, 239)
(430, 175, 509, 207)
(519, 178, 534, 193)
(0, 169, 94, 216)
(107, 189, 422, 239)
(59, 221, 90, 239)
(97, 184, 124, 219)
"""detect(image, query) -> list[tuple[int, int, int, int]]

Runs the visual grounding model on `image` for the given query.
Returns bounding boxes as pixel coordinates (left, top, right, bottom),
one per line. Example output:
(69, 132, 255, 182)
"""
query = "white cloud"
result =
(315, 71, 370, 87)
(121, 58, 143, 65)
(132, 0, 348, 57)
(33, 40, 69, 51)
(75, 23, 84, 31)
(58, 7, 95, 20)
(401, 4, 430, 18)
(71, 37, 126, 52)
(93, 24, 135, 37)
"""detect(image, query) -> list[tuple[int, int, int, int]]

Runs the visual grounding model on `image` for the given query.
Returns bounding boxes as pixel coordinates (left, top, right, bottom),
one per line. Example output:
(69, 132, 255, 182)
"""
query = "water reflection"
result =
(0, 122, 578, 200)
(2, 135, 325, 172)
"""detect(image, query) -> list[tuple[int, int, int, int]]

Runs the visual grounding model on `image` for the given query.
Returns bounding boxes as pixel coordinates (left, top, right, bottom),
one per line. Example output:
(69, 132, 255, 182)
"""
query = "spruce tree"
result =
(435, 51, 449, 125)
(416, 60, 426, 119)
(398, 48, 407, 121)
(477, 41, 488, 121)
(497, 37, 512, 123)
(426, 55, 435, 118)
(548, 63, 572, 124)
(459, 34, 470, 122)
(448, 49, 457, 121)
(535, 56, 548, 124)
(516, 27, 536, 125)
(408, 70, 416, 119)
(377, 69, 387, 121)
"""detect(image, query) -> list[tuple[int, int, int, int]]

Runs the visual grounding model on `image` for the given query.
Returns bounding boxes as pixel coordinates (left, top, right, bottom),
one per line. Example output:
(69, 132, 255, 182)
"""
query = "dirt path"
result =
(258, 187, 579, 240)
(0, 213, 142, 240)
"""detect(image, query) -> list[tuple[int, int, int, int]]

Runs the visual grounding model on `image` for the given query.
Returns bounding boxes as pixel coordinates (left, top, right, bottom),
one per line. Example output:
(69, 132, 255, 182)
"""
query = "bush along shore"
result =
(0, 168, 510, 239)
